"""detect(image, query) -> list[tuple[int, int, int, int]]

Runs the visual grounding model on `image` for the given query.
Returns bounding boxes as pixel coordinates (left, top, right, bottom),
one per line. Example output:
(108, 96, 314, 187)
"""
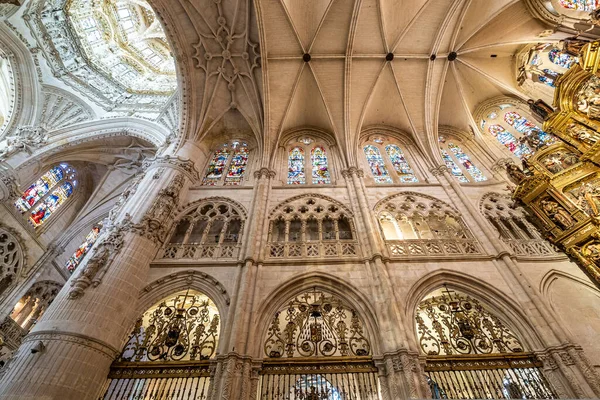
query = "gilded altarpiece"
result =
(513, 40, 600, 287)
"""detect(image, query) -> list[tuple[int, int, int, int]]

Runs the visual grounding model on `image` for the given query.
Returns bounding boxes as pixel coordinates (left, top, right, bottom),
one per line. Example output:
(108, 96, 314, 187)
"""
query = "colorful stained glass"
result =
(504, 111, 555, 144)
(30, 182, 74, 227)
(440, 148, 468, 183)
(65, 225, 101, 273)
(311, 146, 331, 184)
(15, 167, 64, 213)
(548, 48, 579, 69)
(288, 147, 305, 184)
(385, 144, 418, 183)
(489, 124, 533, 159)
(558, 0, 599, 11)
(224, 144, 249, 186)
(447, 143, 487, 182)
(539, 69, 559, 87)
(203, 147, 230, 185)
(364, 145, 392, 184)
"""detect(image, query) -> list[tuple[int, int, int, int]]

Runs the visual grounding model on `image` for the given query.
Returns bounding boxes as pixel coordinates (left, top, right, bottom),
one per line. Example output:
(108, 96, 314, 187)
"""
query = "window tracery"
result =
(439, 136, 486, 183)
(363, 137, 418, 184)
(481, 193, 556, 256)
(264, 288, 371, 358)
(375, 193, 482, 257)
(267, 195, 358, 259)
(161, 199, 245, 260)
(202, 141, 250, 186)
(418, 287, 557, 399)
(119, 289, 220, 362)
(0, 226, 24, 298)
(9, 281, 61, 332)
(14, 163, 77, 227)
(65, 224, 102, 273)
(0, 53, 15, 136)
(286, 137, 332, 185)
(479, 103, 554, 160)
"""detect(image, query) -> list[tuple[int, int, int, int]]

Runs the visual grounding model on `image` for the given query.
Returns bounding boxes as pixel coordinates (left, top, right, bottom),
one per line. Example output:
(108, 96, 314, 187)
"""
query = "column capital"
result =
(341, 166, 365, 178)
(429, 165, 449, 176)
(143, 155, 200, 182)
(0, 170, 18, 202)
(253, 167, 276, 179)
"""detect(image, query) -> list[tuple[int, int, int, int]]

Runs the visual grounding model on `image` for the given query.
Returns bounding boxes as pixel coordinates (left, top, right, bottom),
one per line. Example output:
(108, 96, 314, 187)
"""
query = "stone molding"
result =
(144, 155, 199, 182)
(23, 330, 120, 359)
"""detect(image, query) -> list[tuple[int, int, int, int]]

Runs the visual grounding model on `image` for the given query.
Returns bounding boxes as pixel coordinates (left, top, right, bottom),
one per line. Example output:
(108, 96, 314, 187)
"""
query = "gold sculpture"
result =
(512, 40, 600, 287)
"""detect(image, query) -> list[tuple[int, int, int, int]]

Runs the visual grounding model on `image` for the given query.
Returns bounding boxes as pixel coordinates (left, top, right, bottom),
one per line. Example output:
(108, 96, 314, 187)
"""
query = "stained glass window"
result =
(364, 145, 392, 184)
(288, 147, 305, 184)
(548, 48, 579, 69)
(385, 144, 418, 183)
(489, 124, 533, 159)
(504, 111, 555, 145)
(539, 69, 560, 87)
(15, 167, 64, 213)
(447, 143, 487, 182)
(311, 146, 331, 184)
(224, 143, 249, 186)
(15, 164, 77, 227)
(558, 0, 599, 11)
(65, 225, 101, 273)
(440, 149, 468, 183)
(203, 147, 230, 186)
(30, 182, 74, 227)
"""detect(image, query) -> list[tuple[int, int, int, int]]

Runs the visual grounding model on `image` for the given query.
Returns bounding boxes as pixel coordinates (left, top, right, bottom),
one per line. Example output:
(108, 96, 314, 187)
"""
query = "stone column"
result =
(0, 154, 199, 400)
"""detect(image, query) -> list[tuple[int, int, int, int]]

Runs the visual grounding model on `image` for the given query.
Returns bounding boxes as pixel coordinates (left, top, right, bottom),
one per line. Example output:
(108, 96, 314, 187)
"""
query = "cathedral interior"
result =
(2, 0, 600, 399)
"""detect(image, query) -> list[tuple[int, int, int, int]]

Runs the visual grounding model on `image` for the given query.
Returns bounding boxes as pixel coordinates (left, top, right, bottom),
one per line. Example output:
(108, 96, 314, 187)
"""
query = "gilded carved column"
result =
(0, 154, 199, 400)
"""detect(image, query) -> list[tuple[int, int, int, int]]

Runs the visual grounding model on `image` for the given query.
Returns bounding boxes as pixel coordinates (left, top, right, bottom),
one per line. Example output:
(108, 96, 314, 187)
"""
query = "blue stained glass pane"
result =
(288, 147, 305, 184)
(504, 111, 555, 145)
(539, 69, 560, 87)
(489, 124, 533, 159)
(15, 166, 64, 213)
(548, 48, 579, 69)
(311, 146, 331, 184)
(203, 148, 230, 186)
(448, 143, 487, 182)
(385, 144, 418, 183)
(558, 0, 599, 11)
(30, 182, 74, 227)
(440, 148, 468, 183)
(65, 225, 101, 273)
(224, 145, 249, 186)
(364, 145, 392, 184)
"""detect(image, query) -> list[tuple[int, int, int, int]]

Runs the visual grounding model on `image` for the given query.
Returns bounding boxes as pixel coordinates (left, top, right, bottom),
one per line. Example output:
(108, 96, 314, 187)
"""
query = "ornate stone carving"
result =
(0, 126, 48, 160)
(0, 224, 26, 297)
(145, 155, 199, 181)
(68, 217, 130, 299)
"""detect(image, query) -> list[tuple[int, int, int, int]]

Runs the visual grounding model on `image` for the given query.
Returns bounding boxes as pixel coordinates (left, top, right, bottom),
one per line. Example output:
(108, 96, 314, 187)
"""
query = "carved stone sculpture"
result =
(540, 199, 575, 230)
(0, 126, 48, 160)
(506, 164, 528, 185)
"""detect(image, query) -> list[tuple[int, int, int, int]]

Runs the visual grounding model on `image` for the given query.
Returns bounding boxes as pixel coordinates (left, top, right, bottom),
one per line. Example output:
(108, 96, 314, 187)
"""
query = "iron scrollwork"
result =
(119, 290, 219, 362)
(264, 289, 371, 358)
(416, 288, 524, 356)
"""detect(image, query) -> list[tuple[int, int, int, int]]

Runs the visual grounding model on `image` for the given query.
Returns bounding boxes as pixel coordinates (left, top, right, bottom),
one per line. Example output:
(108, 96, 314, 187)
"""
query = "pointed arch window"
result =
(558, 0, 599, 10)
(385, 144, 418, 183)
(439, 136, 486, 183)
(364, 145, 392, 183)
(288, 147, 305, 184)
(65, 224, 102, 273)
(310, 146, 331, 184)
(14, 163, 77, 227)
(447, 143, 487, 182)
(285, 137, 333, 185)
(202, 141, 250, 186)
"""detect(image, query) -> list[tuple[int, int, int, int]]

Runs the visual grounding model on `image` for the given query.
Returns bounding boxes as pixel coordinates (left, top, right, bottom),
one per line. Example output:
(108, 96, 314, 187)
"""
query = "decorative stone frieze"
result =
(0, 126, 47, 160)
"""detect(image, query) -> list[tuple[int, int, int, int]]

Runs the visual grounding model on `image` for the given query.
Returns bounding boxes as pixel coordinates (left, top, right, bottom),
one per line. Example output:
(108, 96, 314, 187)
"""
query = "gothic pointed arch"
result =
(160, 197, 247, 260)
(0, 223, 26, 301)
(267, 194, 358, 259)
(438, 126, 489, 184)
(374, 192, 483, 258)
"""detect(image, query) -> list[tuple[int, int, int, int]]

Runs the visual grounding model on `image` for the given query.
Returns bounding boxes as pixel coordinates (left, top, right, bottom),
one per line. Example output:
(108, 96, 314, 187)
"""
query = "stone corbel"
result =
(143, 155, 200, 182)
(0, 172, 18, 202)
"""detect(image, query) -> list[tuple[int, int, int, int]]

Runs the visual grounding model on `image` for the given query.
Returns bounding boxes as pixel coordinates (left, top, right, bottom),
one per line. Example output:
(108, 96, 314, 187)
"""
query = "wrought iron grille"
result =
(102, 361, 211, 400)
(259, 358, 381, 400)
(425, 354, 556, 399)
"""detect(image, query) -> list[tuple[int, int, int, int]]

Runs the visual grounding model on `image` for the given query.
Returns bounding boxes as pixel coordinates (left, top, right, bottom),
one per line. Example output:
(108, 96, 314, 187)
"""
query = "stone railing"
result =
(158, 243, 241, 260)
(0, 317, 27, 350)
(267, 240, 358, 259)
(386, 239, 483, 258)
(502, 238, 558, 257)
